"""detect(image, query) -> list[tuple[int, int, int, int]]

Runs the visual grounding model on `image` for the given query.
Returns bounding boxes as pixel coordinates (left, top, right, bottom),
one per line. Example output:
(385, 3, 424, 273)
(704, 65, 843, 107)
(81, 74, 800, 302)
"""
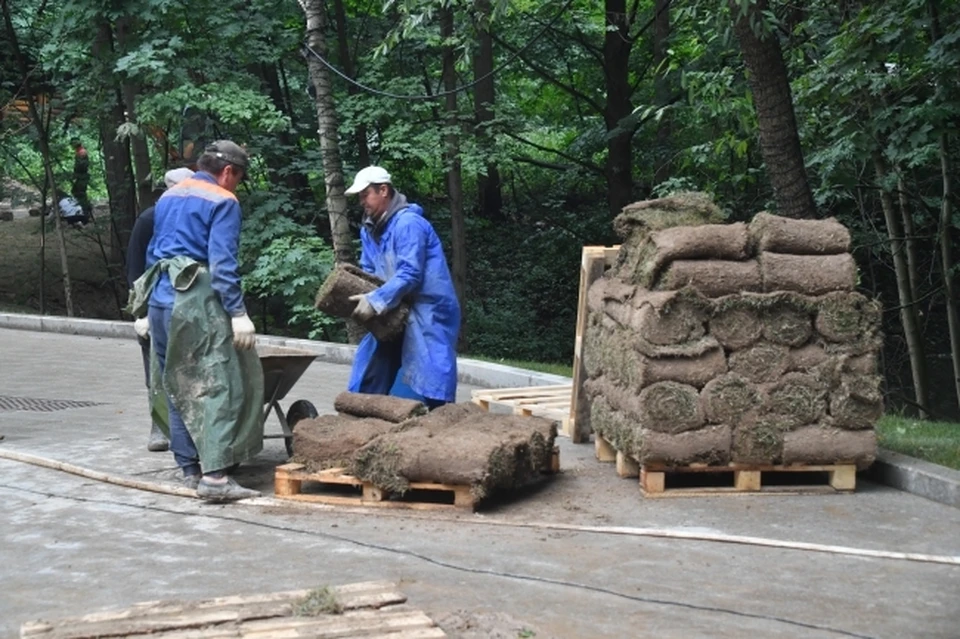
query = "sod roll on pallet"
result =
(582, 194, 880, 470)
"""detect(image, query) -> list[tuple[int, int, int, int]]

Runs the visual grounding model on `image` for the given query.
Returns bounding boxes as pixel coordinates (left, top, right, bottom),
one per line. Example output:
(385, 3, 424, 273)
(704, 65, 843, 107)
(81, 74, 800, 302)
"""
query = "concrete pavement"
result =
(1, 326, 959, 638)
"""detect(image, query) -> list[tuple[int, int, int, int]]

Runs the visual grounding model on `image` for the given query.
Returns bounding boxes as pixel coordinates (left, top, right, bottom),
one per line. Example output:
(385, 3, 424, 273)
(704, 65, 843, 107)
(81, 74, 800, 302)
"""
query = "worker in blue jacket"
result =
(142, 140, 263, 502)
(344, 166, 461, 408)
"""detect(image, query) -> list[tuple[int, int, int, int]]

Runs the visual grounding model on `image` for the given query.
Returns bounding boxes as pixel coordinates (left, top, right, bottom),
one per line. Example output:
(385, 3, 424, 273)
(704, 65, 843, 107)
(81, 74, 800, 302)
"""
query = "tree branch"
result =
(504, 130, 604, 175)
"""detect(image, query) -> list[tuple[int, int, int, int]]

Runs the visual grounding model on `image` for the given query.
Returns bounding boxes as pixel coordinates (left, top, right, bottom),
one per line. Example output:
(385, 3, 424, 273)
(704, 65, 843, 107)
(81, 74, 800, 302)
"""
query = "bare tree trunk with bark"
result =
(731, 0, 817, 219)
(301, 0, 351, 266)
(874, 152, 930, 417)
(332, 0, 370, 168)
(301, 0, 364, 344)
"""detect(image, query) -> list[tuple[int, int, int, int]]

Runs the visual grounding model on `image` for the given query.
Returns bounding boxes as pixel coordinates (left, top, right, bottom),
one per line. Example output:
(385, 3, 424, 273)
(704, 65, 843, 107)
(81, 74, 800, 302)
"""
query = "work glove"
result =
(349, 294, 377, 323)
(133, 316, 150, 339)
(231, 314, 256, 350)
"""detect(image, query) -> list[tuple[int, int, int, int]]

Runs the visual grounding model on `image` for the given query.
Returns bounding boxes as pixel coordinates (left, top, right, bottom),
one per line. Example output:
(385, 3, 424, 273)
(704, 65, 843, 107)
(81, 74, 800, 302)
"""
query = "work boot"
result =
(196, 476, 261, 503)
(182, 473, 201, 491)
(147, 423, 169, 452)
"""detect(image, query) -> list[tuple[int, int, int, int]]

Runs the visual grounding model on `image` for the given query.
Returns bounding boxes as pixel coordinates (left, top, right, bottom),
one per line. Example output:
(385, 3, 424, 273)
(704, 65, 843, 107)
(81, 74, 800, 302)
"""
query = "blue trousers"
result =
(148, 305, 201, 477)
(359, 339, 446, 409)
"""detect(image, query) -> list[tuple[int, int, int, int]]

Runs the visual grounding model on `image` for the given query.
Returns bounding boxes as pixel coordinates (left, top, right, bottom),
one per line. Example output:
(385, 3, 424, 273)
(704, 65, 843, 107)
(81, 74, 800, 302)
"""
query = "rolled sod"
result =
(291, 415, 397, 472)
(636, 424, 732, 466)
(636, 381, 704, 434)
(782, 425, 876, 469)
(749, 212, 851, 255)
(350, 413, 557, 499)
(759, 252, 857, 295)
(700, 373, 763, 425)
(814, 291, 882, 343)
(334, 391, 427, 423)
(728, 341, 789, 383)
(658, 259, 763, 297)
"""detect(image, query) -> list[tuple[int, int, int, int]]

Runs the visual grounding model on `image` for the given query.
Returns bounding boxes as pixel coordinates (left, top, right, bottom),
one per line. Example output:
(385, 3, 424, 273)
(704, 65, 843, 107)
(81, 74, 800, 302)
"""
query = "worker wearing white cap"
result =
(343, 165, 461, 408)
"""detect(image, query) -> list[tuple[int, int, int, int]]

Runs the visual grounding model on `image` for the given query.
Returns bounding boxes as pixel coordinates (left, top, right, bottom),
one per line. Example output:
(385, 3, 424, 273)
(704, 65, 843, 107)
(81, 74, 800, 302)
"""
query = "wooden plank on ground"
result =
(19, 582, 419, 639)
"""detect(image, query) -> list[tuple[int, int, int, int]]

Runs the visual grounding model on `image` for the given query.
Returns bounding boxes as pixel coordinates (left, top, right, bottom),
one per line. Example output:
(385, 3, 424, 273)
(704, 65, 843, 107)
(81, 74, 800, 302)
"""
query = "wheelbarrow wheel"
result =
(284, 400, 318, 457)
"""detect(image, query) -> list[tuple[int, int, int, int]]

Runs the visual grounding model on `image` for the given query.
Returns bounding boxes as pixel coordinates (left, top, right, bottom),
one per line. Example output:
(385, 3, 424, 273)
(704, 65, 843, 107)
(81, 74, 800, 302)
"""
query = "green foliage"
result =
(242, 232, 338, 341)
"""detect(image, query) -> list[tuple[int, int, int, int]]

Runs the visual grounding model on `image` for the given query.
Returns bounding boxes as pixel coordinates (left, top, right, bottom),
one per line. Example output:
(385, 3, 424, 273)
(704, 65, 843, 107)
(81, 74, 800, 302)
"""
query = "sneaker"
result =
(196, 476, 260, 502)
(147, 423, 169, 452)
(183, 474, 201, 490)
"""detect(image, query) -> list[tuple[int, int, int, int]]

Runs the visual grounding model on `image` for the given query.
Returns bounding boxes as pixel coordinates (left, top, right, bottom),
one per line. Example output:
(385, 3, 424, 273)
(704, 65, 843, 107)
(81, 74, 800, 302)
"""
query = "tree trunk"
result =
(1, 0, 74, 316)
(472, 0, 502, 220)
(441, 7, 467, 332)
(896, 176, 921, 302)
(301, 0, 351, 266)
(301, 0, 363, 344)
(115, 15, 153, 212)
(332, 0, 370, 168)
(652, 0, 672, 187)
(603, 0, 636, 216)
(94, 19, 137, 264)
(874, 152, 929, 417)
(731, 0, 817, 219)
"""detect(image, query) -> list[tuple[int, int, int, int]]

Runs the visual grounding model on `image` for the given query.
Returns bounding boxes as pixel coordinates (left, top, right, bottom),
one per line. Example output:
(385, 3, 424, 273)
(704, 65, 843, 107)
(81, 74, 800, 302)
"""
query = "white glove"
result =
(348, 294, 377, 322)
(231, 314, 256, 350)
(134, 316, 150, 338)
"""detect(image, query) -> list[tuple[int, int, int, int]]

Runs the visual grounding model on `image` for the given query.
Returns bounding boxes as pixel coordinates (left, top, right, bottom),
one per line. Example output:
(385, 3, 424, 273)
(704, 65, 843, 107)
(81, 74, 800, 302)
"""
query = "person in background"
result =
(54, 190, 89, 227)
(128, 167, 194, 453)
(70, 137, 91, 216)
(343, 165, 461, 409)
(128, 141, 263, 503)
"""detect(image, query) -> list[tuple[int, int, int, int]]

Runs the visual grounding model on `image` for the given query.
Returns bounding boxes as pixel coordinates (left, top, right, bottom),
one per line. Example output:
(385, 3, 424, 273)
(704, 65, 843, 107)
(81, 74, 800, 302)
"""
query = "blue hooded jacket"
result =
(347, 200, 460, 402)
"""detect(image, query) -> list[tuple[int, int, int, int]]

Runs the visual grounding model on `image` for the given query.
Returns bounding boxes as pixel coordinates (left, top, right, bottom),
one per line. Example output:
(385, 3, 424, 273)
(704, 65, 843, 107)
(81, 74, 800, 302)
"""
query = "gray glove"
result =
(348, 294, 377, 322)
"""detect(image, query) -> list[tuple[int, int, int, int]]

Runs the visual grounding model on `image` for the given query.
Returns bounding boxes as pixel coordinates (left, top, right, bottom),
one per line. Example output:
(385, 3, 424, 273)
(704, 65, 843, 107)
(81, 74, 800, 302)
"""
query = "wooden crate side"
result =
(569, 246, 617, 443)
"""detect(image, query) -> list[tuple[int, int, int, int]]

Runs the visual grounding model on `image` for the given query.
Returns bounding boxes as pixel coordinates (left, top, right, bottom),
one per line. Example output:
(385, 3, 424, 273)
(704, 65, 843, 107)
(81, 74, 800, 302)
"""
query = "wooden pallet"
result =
(640, 462, 857, 497)
(274, 451, 559, 511)
(471, 384, 572, 435)
(568, 245, 620, 443)
(595, 434, 857, 497)
(21, 580, 446, 638)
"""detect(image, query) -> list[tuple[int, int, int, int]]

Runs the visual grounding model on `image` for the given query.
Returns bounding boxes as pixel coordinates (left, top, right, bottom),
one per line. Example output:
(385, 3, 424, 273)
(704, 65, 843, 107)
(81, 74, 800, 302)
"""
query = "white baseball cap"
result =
(164, 167, 194, 188)
(344, 166, 391, 195)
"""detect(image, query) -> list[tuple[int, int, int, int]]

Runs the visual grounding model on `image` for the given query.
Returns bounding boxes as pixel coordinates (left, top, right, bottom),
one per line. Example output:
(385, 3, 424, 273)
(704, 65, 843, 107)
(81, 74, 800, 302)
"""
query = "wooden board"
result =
(640, 462, 857, 498)
(20, 581, 446, 638)
(568, 245, 620, 443)
(471, 385, 572, 433)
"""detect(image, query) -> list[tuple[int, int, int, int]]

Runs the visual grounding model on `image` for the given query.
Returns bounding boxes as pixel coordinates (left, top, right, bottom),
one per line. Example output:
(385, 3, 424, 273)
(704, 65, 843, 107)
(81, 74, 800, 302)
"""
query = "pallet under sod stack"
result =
(578, 193, 883, 497)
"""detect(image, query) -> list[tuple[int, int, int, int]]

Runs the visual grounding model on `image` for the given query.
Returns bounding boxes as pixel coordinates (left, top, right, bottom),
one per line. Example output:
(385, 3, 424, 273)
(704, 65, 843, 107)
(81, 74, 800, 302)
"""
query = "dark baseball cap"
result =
(204, 140, 249, 169)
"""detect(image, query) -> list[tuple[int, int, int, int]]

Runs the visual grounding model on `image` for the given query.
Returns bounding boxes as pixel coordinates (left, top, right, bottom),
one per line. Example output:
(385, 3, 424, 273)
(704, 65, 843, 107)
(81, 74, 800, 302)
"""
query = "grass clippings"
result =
(294, 586, 343, 616)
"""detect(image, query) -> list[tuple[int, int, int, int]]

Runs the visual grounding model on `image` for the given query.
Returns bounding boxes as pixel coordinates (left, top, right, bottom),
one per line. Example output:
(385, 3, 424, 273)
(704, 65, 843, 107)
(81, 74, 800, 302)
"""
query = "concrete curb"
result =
(864, 449, 960, 509)
(0, 313, 571, 391)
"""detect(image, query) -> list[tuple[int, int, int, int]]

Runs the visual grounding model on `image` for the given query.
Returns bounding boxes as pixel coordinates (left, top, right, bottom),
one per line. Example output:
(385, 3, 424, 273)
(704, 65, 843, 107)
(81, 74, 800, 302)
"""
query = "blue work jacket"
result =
(146, 172, 246, 316)
(348, 203, 461, 402)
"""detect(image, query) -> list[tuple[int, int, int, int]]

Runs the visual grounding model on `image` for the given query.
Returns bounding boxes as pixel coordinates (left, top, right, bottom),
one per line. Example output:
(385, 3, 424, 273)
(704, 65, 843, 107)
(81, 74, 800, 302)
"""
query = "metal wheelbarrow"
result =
(258, 347, 320, 456)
